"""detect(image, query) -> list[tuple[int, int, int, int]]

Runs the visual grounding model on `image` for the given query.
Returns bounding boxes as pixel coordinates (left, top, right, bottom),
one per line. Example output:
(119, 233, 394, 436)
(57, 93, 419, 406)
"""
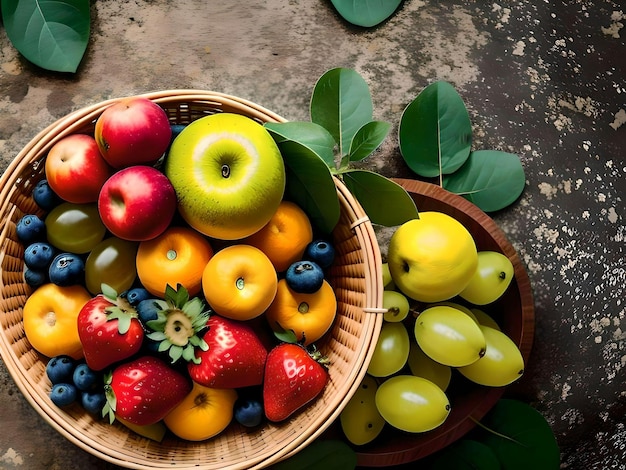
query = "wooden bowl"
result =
(0, 91, 384, 470)
(326, 178, 535, 467)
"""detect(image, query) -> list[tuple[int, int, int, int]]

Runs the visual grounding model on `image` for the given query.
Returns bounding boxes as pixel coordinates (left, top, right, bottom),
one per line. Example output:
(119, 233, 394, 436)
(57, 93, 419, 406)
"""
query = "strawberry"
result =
(103, 355, 191, 426)
(187, 315, 267, 389)
(77, 285, 144, 371)
(263, 342, 329, 422)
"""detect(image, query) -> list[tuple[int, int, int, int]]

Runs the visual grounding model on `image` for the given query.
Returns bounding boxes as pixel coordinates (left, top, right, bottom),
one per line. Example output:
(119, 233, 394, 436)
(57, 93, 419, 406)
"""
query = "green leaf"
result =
(278, 140, 341, 234)
(425, 439, 502, 470)
(311, 68, 374, 157)
(268, 439, 357, 470)
(265, 121, 337, 168)
(443, 150, 526, 212)
(348, 121, 391, 162)
(341, 169, 419, 226)
(476, 399, 560, 469)
(1, 0, 90, 73)
(330, 0, 403, 28)
(399, 81, 472, 178)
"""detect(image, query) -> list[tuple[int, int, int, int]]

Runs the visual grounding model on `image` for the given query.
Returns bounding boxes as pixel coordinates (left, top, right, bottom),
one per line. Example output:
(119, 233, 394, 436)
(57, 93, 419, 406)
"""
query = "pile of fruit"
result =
(340, 211, 525, 445)
(16, 97, 340, 441)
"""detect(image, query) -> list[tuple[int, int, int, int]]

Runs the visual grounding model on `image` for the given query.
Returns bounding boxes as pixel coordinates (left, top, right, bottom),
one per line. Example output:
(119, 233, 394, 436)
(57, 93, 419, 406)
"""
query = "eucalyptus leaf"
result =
(330, 0, 403, 28)
(443, 150, 526, 212)
(399, 81, 472, 178)
(1, 0, 90, 73)
(311, 68, 374, 157)
(348, 121, 391, 163)
(277, 140, 341, 234)
(476, 399, 560, 469)
(425, 439, 502, 470)
(341, 169, 418, 226)
(265, 121, 336, 168)
(268, 439, 357, 470)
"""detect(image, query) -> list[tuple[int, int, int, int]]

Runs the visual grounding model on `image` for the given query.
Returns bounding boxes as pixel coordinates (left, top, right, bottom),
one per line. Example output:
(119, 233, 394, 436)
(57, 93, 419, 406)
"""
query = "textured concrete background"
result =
(1, 1, 624, 469)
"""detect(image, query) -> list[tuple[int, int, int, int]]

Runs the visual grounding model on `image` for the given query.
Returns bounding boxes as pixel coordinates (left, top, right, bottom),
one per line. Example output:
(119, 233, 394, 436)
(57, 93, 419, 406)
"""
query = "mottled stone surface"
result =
(0, 1, 624, 469)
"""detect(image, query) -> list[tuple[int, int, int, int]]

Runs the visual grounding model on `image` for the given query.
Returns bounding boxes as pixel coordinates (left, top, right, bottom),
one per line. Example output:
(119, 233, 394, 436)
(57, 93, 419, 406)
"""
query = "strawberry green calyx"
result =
(101, 283, 140, 335)
(146, 284, 210, 364)
(102, 371, 117, 424)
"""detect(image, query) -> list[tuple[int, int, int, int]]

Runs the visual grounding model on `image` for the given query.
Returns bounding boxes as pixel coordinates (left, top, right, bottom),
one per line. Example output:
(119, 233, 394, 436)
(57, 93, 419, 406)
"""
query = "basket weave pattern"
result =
(0, 91, 384, 470)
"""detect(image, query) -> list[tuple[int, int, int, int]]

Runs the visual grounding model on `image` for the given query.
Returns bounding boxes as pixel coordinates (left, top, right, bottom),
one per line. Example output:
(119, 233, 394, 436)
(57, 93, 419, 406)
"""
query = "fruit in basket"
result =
(164, 113, 286, 240)
(188, 315, 268, 389)
(265, 279, 337, 345)
(367, 321, 410, 377)
(304, 239, 336, 270)
(50, 382, 78, 407)
(202, 244, 277, 321)
(16, 214, 46, 244)
(48, 252, 85, 286)
(24, 242, 56, 270)
(234, 396, 264, 427)
(72, 362, 101, 391)
(45, 134, 113, 203)
(23, 283, 91, 359)
(340, 375, 385, 445)
(387, 212, 478, 303)
(285, 260, 325, 294)
(77, 287, 144, 371)
(84, 237, 139, 295)
(94, 97, 172, 168)
(45, 202, 107, 254)
(136, 226, 214, 297)
(163, 382, 238, 441)
(32, 179, 62, 211)
(142, 284, 210, 364)
(414, 305, 486, 367)
(103, 355, 192, 426)
(46, 355, 77, 384)
(375, 375, 450, 433)
(245, 200, 313, 272)
(263, 342, 329, 422)
(459, 251, 515, 305)
(81, 390, 107, 415)
(457, 325, 524, 387)
(98, 166, 177, 242)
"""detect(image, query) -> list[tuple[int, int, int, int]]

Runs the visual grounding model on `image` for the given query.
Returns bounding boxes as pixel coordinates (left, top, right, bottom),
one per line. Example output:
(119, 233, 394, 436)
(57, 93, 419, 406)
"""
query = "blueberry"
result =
(16, 214, 46, 244)
(234, 397, 264, 427)
(24, 267, 47, 287)
(24, 242, 56, 270)
(304, 239, 335, 269)
(48, 253, 84, 286)
(285, 260, 325, 293)
(81, 390, 107, 415)
(72, 363, 100, 391)
(136, 298, 162, 324)
(122, 287, 152, 306)
(46, 355, 77, 384)
(32, 179, 62, 212)
(49, 383, 78, 407)
(170, 124, 187, 142)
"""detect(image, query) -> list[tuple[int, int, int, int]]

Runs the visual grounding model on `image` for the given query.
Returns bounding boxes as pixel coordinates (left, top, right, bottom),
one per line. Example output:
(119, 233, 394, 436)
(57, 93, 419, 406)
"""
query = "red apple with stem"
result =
(95, 97, 172, 168)
(45, 134, 114, 203)
(98, 166, 177, 241)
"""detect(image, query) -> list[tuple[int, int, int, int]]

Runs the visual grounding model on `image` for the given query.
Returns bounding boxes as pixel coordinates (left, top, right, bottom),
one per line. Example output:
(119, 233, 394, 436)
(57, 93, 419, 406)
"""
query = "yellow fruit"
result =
(387, 212, 478, 303)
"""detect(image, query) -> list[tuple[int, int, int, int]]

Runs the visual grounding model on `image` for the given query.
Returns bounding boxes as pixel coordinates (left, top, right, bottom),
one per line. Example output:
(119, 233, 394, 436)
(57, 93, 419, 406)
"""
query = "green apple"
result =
(164, 113, 286, 240)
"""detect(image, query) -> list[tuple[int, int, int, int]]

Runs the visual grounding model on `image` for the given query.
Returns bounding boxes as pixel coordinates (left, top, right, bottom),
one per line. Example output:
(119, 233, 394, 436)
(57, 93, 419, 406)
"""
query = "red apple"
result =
(94, 97, 172, 168)
(45, 134, 114, 203)
(98, 166, 177, 241)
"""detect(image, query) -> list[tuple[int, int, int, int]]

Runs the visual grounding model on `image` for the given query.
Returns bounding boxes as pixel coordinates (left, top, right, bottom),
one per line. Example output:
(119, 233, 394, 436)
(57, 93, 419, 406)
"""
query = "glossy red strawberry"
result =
(77, 286, 144, 371)
(103, 355, 191, 426)
(188, 315, 267, 389)
(263, 342, 329, 422)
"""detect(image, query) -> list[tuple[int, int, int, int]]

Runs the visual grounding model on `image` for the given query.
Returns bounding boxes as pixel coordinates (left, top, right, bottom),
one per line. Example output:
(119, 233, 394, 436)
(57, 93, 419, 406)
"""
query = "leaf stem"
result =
(469, 416, 527, 447)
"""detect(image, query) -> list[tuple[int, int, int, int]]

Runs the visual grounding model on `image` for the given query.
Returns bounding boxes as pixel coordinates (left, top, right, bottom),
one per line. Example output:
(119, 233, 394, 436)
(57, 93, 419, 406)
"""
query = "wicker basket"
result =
(0, 91, 384, 470)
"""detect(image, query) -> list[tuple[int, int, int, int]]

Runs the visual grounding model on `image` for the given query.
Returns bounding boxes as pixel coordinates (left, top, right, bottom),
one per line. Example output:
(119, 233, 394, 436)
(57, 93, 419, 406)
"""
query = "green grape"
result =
(339, 375, 385, 445)
(367, 321, 409, 377)
(414, 305, 486, 367)
(382, 290, 410, 322)
(471, 308, 501, 330)
(457, 325, 524, 387)
(381, 262, 395, 289)
(459, 251, 514, 305)
(375, 375, 450, 433)
(427, 301, 478, 323)
(45, 202, 106, 254)
(407, 340, 452, 391)
(85, 237, 139, 295)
